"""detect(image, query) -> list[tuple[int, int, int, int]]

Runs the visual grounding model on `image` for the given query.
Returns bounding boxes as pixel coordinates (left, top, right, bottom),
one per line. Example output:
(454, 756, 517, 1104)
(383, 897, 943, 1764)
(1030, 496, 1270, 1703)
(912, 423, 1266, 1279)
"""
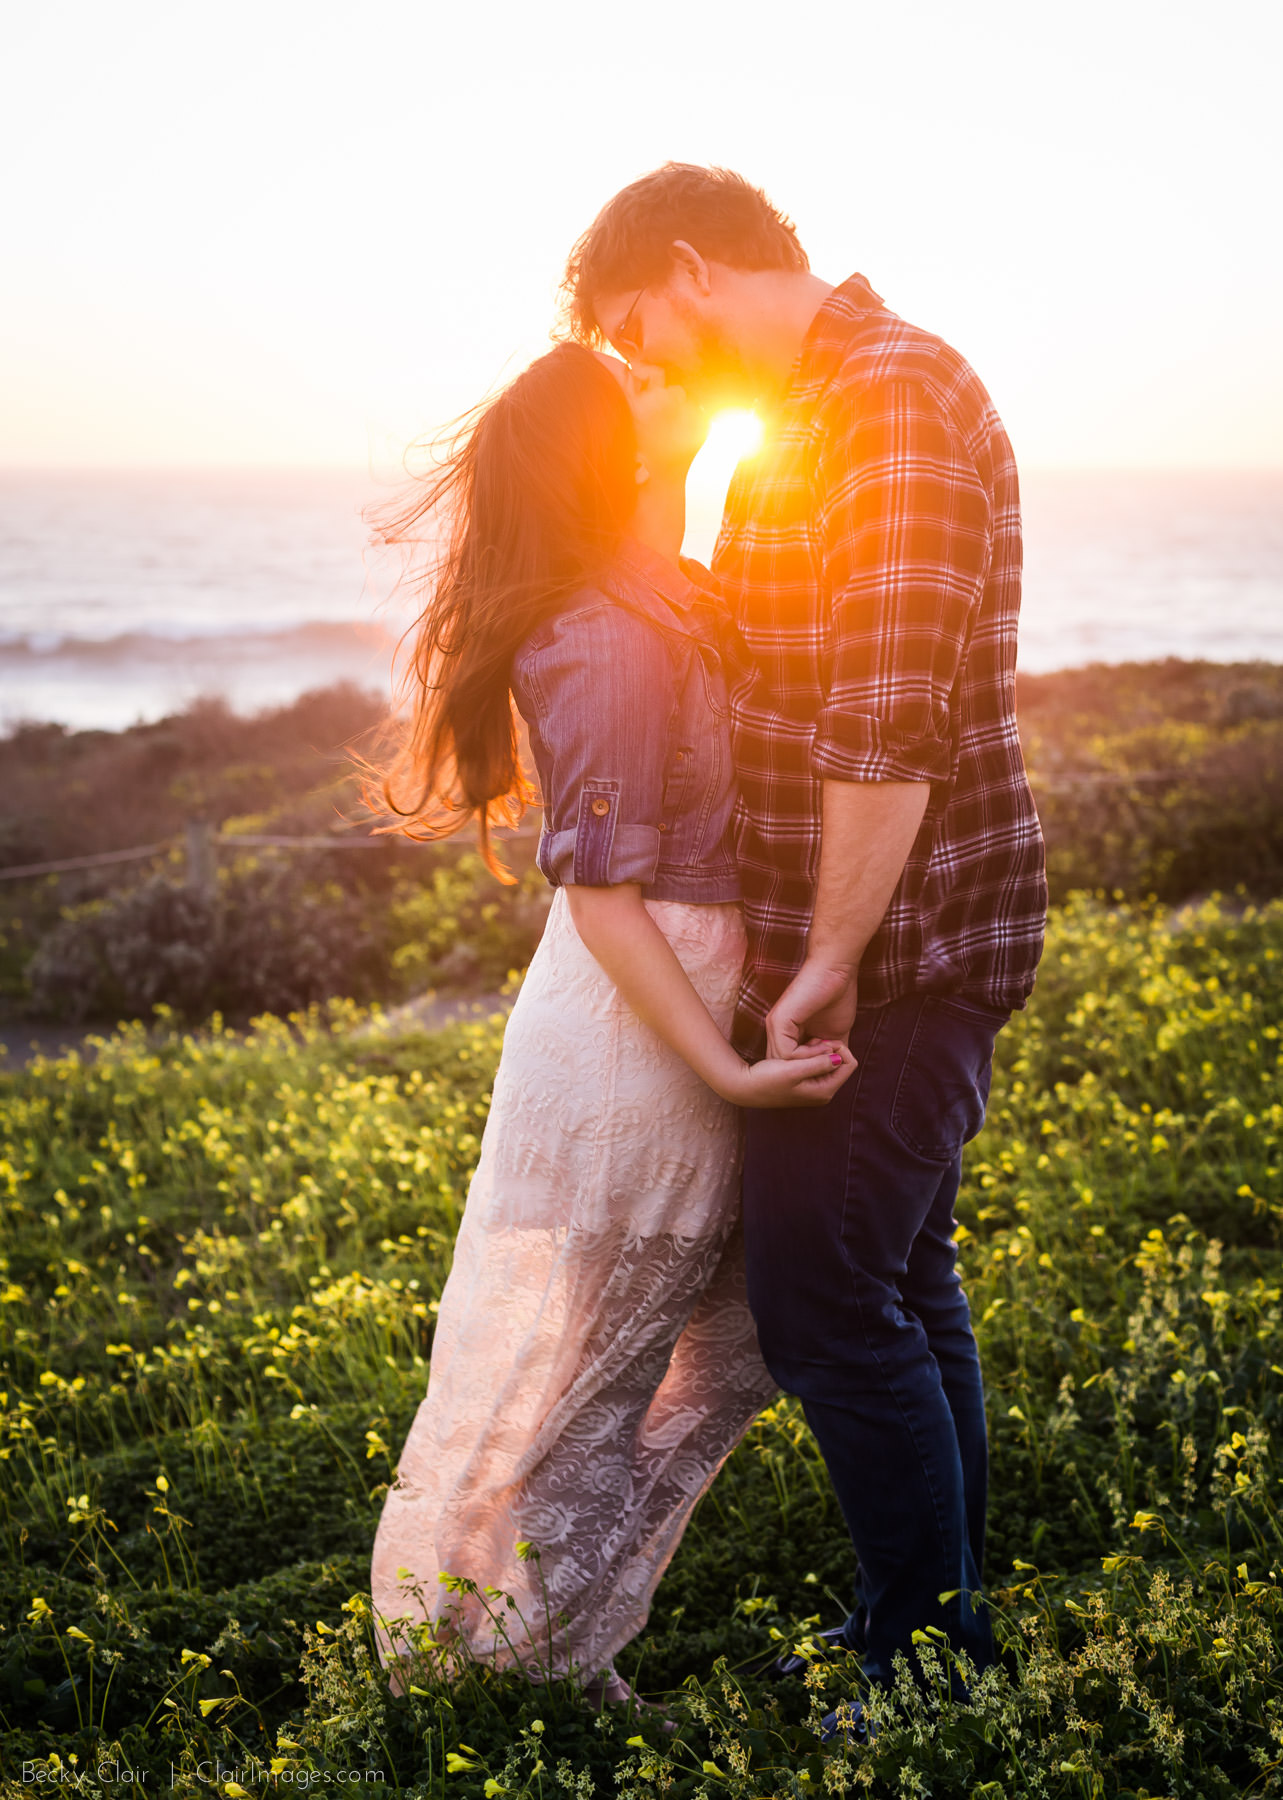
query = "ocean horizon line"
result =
(4, 649, 1281, 746)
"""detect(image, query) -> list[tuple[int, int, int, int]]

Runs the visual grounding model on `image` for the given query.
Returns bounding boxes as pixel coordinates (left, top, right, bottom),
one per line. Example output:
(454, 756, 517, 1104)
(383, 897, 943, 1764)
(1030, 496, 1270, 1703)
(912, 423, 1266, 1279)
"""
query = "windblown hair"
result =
(364, 343, 638, 879)
(562, 162, 809, 345)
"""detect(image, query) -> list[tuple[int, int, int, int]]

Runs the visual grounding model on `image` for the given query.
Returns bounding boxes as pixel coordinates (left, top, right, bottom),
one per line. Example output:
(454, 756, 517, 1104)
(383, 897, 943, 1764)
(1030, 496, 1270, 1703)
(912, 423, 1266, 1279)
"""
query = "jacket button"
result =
(590, 797, 610, 816)
(658, 822, 668, 832)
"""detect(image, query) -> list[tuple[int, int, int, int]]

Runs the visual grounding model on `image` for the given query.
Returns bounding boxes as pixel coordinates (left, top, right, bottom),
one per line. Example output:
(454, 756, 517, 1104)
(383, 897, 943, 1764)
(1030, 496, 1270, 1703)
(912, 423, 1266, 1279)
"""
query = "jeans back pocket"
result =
(889, 996, 1004, 1165)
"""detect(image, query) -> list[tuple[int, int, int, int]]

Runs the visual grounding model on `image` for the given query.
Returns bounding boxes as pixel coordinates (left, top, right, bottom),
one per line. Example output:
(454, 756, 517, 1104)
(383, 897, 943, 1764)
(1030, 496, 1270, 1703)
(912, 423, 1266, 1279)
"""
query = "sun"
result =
(704, 408, 764, 467)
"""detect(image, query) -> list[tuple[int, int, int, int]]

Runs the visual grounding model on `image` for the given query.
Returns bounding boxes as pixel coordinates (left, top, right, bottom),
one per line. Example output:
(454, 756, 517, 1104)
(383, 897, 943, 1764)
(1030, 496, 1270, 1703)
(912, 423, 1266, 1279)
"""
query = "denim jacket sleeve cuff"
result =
(544, 782, 662, 886)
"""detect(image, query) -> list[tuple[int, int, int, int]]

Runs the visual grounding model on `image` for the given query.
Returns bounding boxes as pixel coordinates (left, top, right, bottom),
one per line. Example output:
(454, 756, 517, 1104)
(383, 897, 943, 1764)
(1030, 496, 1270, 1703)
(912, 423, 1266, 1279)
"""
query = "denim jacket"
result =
(510, 538, 741, 903)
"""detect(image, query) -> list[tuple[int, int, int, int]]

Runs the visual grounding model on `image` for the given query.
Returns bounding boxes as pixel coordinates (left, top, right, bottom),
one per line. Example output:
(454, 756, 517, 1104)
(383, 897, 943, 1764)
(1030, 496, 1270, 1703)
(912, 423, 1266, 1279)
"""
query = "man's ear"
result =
(668, 239, 712, 297)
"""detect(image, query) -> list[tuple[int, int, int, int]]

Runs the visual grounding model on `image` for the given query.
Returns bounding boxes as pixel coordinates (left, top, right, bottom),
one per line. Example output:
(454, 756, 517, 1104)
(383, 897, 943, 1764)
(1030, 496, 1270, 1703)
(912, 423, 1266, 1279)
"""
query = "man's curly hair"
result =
(561, 162, 809, 345)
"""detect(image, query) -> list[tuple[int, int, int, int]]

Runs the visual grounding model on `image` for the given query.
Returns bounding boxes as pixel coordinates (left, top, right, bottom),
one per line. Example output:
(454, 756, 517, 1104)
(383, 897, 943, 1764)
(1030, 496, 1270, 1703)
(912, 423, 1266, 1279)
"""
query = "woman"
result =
(367, 342, 855, 1708)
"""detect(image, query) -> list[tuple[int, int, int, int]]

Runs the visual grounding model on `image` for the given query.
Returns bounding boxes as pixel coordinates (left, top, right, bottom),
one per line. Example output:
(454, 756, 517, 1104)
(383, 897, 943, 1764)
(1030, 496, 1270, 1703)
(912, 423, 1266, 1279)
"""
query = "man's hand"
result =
(766, 959, 859, 1059)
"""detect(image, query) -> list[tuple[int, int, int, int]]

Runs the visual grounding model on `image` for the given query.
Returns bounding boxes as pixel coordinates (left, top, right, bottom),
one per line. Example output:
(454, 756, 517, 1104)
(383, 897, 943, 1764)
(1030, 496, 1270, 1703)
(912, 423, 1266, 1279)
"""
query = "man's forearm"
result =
(807, 778, 931, 975)
(763, 777, 931, 1054)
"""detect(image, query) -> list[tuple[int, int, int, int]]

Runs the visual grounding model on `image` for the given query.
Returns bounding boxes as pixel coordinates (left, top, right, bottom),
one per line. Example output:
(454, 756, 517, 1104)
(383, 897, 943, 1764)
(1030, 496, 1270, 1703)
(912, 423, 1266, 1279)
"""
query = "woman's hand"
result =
(564, 884, 857, 1109)
(722, 1039, 857, 1108)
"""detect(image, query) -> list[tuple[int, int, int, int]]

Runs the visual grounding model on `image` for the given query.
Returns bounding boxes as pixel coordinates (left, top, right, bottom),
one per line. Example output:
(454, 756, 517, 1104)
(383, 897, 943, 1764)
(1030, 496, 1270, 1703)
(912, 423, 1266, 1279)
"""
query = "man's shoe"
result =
(771, 1621, 864, 1681)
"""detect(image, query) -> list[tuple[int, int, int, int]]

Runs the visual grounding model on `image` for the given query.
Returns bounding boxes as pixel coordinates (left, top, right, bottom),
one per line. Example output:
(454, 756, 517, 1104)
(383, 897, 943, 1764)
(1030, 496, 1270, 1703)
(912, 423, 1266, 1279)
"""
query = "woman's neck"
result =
(628, 478, 686, 566)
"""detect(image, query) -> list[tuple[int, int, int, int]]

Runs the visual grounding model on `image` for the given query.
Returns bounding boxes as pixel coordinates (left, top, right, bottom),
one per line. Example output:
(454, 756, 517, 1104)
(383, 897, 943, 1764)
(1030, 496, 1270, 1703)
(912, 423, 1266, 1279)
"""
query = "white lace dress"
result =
(370, 887, 778, 1688)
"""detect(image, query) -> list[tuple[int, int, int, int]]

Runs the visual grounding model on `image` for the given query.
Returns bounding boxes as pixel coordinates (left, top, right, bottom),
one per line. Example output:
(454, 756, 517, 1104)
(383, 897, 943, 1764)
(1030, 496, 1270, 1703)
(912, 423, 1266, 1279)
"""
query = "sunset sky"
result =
(3, 0, 1280, 473)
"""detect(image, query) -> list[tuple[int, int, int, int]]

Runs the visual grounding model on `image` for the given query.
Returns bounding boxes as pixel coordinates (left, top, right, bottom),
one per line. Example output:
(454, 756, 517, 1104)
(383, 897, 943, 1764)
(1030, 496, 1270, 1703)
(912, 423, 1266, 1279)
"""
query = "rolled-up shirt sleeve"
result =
(811, 380, 991, 787)
(520, 603, 673, 887)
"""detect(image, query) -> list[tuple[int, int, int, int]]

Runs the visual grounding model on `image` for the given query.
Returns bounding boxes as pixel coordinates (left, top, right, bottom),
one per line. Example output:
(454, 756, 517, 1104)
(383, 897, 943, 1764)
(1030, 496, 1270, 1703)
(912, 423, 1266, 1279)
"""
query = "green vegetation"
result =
(24, 853, 549, 1026)
(2, 894, 1281, 1795)
(0, 685, 384, 871)
(0, 685, 549, 1021)
(3, 659, 1282, 1024)
(1020, 659, 1283, 902)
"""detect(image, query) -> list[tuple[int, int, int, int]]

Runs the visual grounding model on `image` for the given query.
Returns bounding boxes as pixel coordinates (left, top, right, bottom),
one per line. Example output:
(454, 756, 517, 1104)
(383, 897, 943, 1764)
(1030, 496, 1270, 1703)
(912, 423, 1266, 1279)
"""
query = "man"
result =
(562, 164, 1047, 1709)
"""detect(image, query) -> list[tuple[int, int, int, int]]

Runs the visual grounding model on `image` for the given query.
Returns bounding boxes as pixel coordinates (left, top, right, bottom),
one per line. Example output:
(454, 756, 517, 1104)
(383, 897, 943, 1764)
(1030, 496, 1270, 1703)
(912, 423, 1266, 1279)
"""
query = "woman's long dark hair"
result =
(364, 343, 638, 878)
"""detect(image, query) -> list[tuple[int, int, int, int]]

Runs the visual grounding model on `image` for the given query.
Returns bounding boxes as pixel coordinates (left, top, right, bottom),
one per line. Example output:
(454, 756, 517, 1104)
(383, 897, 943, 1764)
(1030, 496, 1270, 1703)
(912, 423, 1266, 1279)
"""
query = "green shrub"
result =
(27, 862, 386, 1023)
(25, 848, 550, 1025)
(385, 853, 551, 993)
(1019, 660, 1283, 901)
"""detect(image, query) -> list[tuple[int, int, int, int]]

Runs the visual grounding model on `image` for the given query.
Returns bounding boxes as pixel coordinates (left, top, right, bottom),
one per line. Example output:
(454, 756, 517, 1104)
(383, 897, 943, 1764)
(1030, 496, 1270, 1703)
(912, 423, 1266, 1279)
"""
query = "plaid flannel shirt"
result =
(707, 272, 1048, 1059)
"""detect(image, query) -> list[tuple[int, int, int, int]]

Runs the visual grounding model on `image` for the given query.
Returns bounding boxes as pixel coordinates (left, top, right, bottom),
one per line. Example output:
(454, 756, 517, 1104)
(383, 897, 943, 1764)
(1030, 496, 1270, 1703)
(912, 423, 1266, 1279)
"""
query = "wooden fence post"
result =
(184, 822, 217, 903)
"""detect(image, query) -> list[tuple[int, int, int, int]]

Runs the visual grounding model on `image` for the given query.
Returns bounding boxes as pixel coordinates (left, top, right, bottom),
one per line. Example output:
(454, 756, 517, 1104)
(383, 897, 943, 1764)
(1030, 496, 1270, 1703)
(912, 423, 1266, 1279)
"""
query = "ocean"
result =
(0, 467, 1279, 733)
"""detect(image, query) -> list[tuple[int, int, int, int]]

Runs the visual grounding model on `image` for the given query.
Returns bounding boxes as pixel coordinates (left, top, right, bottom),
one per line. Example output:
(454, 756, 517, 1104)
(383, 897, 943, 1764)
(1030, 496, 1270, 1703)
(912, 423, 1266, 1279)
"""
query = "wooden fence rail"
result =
(0, 772, 1177, 889)
(0, 820, 538, 888)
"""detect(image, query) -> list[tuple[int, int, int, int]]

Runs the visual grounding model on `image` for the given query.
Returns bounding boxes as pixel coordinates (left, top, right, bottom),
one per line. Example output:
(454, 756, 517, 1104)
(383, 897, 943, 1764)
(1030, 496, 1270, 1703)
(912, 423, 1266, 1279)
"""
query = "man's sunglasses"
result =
(612, 286, 646, 355)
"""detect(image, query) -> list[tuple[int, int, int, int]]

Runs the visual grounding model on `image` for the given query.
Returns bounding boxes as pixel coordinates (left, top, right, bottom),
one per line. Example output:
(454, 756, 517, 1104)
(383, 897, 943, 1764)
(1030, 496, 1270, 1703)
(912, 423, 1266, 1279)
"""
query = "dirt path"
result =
(0, 990, 514, 1072)
(0, 1023, 101, 1069)
(363, 989, 512, 1036)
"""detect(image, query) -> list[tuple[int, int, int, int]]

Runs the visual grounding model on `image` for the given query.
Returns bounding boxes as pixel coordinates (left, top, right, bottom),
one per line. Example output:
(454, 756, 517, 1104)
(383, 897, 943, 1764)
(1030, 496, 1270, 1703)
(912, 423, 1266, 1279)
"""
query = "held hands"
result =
(766, 959, 859, 1059)
(726, 1037, 857, 1109)
(720, 958, 861, 1106)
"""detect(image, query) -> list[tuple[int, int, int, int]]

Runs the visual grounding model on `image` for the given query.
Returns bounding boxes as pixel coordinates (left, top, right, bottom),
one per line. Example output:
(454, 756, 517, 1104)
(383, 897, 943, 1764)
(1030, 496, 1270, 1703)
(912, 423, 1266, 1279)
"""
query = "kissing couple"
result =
(368, 162, 1048, 1736)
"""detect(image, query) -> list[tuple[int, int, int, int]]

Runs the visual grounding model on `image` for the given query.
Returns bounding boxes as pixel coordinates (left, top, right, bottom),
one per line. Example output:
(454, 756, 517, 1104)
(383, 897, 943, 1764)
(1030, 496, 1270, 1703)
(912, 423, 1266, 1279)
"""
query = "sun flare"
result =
(682, 408, 766, 563)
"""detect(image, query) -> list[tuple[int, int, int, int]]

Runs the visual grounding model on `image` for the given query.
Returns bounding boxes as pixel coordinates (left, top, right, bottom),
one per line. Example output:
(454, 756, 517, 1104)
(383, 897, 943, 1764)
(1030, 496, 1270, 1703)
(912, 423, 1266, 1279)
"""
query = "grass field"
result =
(2, 894, 1281, 1797)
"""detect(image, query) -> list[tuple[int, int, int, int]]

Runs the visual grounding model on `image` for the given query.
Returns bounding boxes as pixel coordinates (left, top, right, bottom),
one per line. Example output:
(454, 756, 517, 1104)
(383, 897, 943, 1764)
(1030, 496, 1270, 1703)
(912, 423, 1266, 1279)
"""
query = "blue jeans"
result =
(742, 991, 1007, 1689)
